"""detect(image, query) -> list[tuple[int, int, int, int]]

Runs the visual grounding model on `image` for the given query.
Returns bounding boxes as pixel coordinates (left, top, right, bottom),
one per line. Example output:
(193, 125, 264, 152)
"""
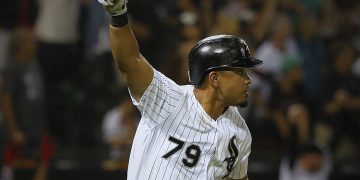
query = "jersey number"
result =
(162, 136, 201, 168)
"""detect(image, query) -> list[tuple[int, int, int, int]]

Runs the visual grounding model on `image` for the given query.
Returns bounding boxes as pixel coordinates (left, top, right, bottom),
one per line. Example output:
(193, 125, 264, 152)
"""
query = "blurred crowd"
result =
(0, 0, 360, 179)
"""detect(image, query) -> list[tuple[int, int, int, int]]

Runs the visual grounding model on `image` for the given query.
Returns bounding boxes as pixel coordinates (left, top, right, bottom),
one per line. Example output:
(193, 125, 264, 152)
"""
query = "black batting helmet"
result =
(188, 35, 263, 85)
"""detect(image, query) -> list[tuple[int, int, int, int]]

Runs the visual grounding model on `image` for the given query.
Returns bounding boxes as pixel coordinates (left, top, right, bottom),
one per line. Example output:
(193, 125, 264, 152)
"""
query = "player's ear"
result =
(208, 71, 220, 88)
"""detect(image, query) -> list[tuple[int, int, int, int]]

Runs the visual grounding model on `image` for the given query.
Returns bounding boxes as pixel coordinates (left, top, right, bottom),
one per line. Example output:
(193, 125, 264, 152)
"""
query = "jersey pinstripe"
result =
(127, 69, 252, 180)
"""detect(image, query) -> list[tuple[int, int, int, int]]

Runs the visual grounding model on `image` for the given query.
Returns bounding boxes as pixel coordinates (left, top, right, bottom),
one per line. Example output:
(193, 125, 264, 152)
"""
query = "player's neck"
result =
(193, 88, 227, 120)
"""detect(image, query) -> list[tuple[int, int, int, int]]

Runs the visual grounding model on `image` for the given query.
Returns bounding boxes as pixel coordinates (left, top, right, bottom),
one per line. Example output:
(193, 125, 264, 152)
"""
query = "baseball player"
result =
(98, 0, 263, 179)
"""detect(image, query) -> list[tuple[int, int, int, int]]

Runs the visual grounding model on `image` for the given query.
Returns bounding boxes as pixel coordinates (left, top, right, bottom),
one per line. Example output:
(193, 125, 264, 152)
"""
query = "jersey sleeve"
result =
(228, 138, 251, 179)
(129, 69, 183, 129)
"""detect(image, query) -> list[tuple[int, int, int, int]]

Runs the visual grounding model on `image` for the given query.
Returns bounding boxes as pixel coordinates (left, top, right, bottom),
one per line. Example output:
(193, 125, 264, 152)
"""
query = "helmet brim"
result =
(209, 58, 264, 71)
(189, 58, 264, 85)
(234, 58, 264, 68)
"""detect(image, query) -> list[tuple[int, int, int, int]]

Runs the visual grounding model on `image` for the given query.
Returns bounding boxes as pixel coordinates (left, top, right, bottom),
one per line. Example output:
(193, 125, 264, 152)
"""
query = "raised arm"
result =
(99, 0, 153, 101)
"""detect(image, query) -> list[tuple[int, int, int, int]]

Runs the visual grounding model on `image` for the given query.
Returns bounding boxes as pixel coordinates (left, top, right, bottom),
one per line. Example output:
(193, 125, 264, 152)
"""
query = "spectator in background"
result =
(268, 56, 310, 151)
(126, 0, 165, 65)
(219, 0, 279, 46)
(250, 14, 302, 147)
(83, 0, 111, 62)
(102, 97, 139, 161)
(35, 0, 82, 145)
(0, 28, 54, 180)
(279, 143, 332, 180)
(253, 14, 301, 100)
(174, 12, 202, 84)
(207, 8, 242, 37)
(0, 0, 38, 143)
(0, 0, 38, 91)
(296, 14, 326, 99)
(320, 43, 360, 158)
(176, 0, 226, 32)
(83, 0, 121, 87)
(295, 14, 327, 121)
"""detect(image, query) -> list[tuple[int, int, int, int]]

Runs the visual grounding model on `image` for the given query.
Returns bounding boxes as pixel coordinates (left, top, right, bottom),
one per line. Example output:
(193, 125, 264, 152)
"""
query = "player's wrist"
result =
(111, 13, 129, 27)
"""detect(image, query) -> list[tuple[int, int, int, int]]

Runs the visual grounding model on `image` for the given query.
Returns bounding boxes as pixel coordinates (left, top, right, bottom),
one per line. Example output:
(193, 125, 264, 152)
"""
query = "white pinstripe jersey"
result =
(128, 69, 252, 180)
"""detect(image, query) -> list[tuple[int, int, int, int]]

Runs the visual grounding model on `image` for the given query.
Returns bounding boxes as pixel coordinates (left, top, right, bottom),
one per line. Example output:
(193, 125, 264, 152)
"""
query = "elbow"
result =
(113, 52, 143, 73)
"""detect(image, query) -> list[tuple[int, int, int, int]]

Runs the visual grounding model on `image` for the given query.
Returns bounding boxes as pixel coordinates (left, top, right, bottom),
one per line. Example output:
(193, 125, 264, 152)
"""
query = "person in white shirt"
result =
(279, 143, 332, 180)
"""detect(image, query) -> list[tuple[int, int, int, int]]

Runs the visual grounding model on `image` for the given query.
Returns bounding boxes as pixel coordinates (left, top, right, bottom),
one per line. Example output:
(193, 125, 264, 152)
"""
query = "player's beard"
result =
(237, 100, 248, 108)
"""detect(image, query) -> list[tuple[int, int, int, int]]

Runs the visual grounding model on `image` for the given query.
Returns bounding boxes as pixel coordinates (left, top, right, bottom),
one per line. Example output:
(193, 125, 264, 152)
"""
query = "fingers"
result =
(98, 0, 108, 6)
(98, 0, 113, 6)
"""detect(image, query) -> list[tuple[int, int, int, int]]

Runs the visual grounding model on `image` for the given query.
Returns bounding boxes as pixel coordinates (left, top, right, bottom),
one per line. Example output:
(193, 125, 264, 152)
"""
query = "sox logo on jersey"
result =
(127, 70, 251, 180)
(223, 136, 239, 178)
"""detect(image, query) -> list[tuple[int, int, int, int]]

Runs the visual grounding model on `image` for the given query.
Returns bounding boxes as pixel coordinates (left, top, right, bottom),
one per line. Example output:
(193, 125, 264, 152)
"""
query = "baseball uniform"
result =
(127, 69, 252, 180)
